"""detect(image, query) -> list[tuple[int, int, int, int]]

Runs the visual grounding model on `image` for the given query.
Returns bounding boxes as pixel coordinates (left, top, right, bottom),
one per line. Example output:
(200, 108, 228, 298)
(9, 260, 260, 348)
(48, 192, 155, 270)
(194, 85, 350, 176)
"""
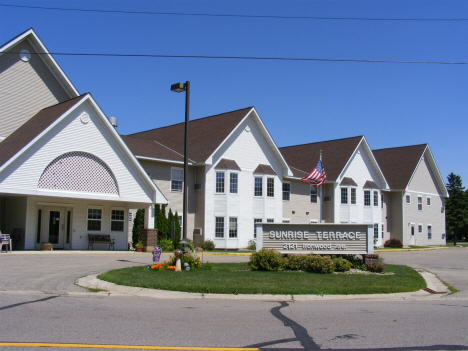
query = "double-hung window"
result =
(171, 168, 183, 192)
(283, 182, 290, 201)
(254, 219, 262, 238)
(267, 178, 274, 197)
(230, 173, 238, 194)
(418, 196, 423, 211)
(427, 225, 432, 239)
(310, 186, 318, 203)
(111, 209, 124, 232)
(427, 197, 431, 206)
(254, 177, 263, 196)
(406, 195, 411, 204)
(418, 224, 423, 233)
(215, 217, 224, 238)
(229, 217, 237, 238)
(216, 172, 225, 193)
(351, 188, 356, 204)
(364, 190, 371, 206)
(373, 191, 379, 207)
(341, 188, 348, 204)
(374, 224, 379, 239)
(87, 208, 102, 231)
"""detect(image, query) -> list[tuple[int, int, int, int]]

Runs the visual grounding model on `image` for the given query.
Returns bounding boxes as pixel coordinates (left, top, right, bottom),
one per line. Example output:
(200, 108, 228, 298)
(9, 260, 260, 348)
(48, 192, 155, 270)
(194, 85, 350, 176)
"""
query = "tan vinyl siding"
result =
(388, 192, 403, 243)
(194, 166, 206, 238)
(139, 160, 196, 239)
(408, 156, 441, 195)
(282, 179, 321, 223)
(323, 183, 334, 223)
(0, 40, 70, 138)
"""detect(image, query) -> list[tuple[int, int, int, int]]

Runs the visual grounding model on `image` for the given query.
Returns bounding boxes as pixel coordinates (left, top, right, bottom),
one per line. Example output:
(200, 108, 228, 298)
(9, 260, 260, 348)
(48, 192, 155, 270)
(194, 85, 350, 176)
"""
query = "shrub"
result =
(339, 254, 363, 269)
(366, 258, 386, 273)
(159, 238, 173, 251)
(284, 254, 307, 271)
(333, 257, 352, 272)
(384, 239, 403, 248)
(302, 255, 335, 274)
(131, 209, 144, 248)
(384, 238, 403, 248)
(249, 249, 285, 271)
(186, 238, 194, 251)
(167, 253, 203, 270)
(246, 239, 256, 250)
(200, 240, 215, 251)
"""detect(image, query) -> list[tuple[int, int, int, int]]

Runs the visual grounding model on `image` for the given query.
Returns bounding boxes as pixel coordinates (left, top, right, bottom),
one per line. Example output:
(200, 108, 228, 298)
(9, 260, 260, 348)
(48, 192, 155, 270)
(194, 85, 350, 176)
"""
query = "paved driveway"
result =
(0, 251, 249, 294)
(1, 248, 466, 298)
(380, 247, 468, 298)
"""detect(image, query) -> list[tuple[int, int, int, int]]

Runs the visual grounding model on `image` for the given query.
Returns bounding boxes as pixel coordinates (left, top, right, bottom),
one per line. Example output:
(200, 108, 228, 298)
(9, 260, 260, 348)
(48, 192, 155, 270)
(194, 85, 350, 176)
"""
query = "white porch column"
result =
(144, 205, 155, 229)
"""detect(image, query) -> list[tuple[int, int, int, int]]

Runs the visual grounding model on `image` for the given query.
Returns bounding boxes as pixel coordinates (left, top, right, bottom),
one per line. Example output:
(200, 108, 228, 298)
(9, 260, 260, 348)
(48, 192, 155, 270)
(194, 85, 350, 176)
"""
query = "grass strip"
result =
(98, 263, 425, 295)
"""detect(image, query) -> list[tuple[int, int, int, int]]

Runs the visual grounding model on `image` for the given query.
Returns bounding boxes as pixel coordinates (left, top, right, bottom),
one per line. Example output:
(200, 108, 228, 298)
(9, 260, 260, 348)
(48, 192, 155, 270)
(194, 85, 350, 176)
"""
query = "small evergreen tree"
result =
(445, 173, 468, 241)
(132, 209, 145, 248)
(173, 210, 182, 249)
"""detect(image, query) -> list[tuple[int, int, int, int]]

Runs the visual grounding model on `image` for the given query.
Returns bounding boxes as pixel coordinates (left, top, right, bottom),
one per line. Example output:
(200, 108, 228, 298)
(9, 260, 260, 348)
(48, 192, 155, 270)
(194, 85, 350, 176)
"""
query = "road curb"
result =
(76, 269, 449, 301)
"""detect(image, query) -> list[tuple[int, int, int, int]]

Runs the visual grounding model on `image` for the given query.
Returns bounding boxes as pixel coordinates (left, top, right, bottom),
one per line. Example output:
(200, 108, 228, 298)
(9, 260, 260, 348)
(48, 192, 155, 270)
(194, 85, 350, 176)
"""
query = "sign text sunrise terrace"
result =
(269, 230, 362, 240)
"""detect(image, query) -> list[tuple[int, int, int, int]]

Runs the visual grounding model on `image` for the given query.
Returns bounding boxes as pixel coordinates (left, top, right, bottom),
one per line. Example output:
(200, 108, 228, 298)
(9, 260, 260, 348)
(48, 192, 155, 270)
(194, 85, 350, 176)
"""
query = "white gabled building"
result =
(373, 144, 448, 246)
(0, 29, 166, 250)
(123, 108, 292, 249)
(279, 136, 389, 246)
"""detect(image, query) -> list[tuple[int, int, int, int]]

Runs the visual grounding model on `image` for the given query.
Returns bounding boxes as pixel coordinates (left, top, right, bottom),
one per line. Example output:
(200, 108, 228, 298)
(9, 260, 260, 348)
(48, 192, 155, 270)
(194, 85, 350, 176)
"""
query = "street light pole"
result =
(171, 81, 190, 253)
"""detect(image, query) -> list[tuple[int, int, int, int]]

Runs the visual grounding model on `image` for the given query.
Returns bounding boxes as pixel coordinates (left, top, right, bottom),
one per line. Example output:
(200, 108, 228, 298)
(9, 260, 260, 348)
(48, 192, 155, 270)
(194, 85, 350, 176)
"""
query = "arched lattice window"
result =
(38, 151, 119, 195)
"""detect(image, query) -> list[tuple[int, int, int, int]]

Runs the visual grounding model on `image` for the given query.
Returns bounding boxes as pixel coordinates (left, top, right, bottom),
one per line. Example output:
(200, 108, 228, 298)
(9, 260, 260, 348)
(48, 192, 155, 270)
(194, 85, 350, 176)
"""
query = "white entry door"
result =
(45, 207, 65, 249)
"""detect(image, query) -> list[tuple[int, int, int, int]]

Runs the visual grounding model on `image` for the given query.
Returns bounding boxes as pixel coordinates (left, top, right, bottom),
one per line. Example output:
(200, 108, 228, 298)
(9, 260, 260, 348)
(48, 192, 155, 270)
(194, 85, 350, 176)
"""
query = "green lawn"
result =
(98, 263, 425, 295)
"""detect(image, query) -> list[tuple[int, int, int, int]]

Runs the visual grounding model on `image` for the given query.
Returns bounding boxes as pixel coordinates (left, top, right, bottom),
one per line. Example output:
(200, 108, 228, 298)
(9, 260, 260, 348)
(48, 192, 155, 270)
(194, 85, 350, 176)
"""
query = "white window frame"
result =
(254, 176, 263, 197)
(215, 171, 225, 194)
(283, 182, 291, 201)
(427, 197, 431, 206)
(406, 195, 411, 204)
(171, 167, 183, 192)
(87, 206, 103, 232)
(110, 208, 125, 232)
(254, 218, 262, 238)
(373, 223, 379, 239)
(267, 219, 274, 223)
(381, 224, 384, 239)
(351, 187, 357, 205)
(229, 217, 238, 238)
(373, 191, 379, 207)
(418, 196, 423, 211)
(427, 225, 432, 239)
(341, 187, 348, 204)
(229, 172, 238, 194)
(364, 190, 371, 206)
(418, 224, 423, 234)
(310, 186, 318, 203)
(215, 217, 224, 238)
(267, 177, 275, 198)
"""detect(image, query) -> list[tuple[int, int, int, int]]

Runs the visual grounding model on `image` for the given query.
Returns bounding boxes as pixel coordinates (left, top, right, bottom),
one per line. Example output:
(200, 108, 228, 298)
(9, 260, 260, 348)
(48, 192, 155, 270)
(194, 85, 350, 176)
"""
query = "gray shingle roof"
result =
(125, 107, 253, 163)
(372, 144, 427, 190)
(280, 136, 363, 181)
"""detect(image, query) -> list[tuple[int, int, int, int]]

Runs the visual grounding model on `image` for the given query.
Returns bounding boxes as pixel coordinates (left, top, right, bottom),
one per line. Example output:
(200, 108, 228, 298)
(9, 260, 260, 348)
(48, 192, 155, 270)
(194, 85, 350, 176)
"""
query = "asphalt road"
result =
(0, 248, 467, 350)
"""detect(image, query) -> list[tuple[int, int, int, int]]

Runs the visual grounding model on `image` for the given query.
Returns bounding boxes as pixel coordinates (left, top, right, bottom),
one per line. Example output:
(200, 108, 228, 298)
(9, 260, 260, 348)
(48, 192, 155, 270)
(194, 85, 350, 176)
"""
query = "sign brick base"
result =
(141, 229, 158, 252)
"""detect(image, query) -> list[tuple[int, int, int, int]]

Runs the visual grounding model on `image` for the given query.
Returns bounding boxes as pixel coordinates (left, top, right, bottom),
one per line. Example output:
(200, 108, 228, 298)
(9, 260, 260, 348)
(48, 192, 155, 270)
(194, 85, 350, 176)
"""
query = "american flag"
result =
(301, 159, 327, 187)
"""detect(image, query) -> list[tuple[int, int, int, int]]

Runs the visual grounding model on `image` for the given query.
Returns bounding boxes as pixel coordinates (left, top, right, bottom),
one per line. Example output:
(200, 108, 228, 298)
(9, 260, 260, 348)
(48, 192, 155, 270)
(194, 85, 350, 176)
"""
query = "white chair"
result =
(0, 233, 12, 253)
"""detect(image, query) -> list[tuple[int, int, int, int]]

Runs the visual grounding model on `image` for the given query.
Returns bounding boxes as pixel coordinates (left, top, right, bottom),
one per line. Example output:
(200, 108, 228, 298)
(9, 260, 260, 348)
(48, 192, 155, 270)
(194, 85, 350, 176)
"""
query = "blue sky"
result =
(1, 0, 468, 186)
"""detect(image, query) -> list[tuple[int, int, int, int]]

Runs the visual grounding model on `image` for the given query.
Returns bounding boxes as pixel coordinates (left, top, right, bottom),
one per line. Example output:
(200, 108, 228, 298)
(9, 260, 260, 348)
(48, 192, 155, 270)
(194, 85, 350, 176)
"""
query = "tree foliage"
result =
(154, 205, 181, 248)
(131, 209, 145, 248)
(445, 173, 468, 241)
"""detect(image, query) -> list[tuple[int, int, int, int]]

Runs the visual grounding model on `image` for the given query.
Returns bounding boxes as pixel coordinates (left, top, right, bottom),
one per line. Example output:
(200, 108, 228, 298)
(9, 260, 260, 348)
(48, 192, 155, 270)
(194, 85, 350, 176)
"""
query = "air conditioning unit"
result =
(193, 228, 202, 236)
(324, 196, 332, 202)
(194, 183, 203, 190)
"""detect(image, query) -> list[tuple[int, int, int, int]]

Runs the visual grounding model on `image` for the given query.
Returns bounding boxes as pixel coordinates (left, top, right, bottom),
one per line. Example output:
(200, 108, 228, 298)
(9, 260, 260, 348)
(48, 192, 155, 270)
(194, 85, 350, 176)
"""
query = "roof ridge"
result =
(127, 106, 253, 136)
(373, 143, 428, 152)
(279, 135, 363, 149)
